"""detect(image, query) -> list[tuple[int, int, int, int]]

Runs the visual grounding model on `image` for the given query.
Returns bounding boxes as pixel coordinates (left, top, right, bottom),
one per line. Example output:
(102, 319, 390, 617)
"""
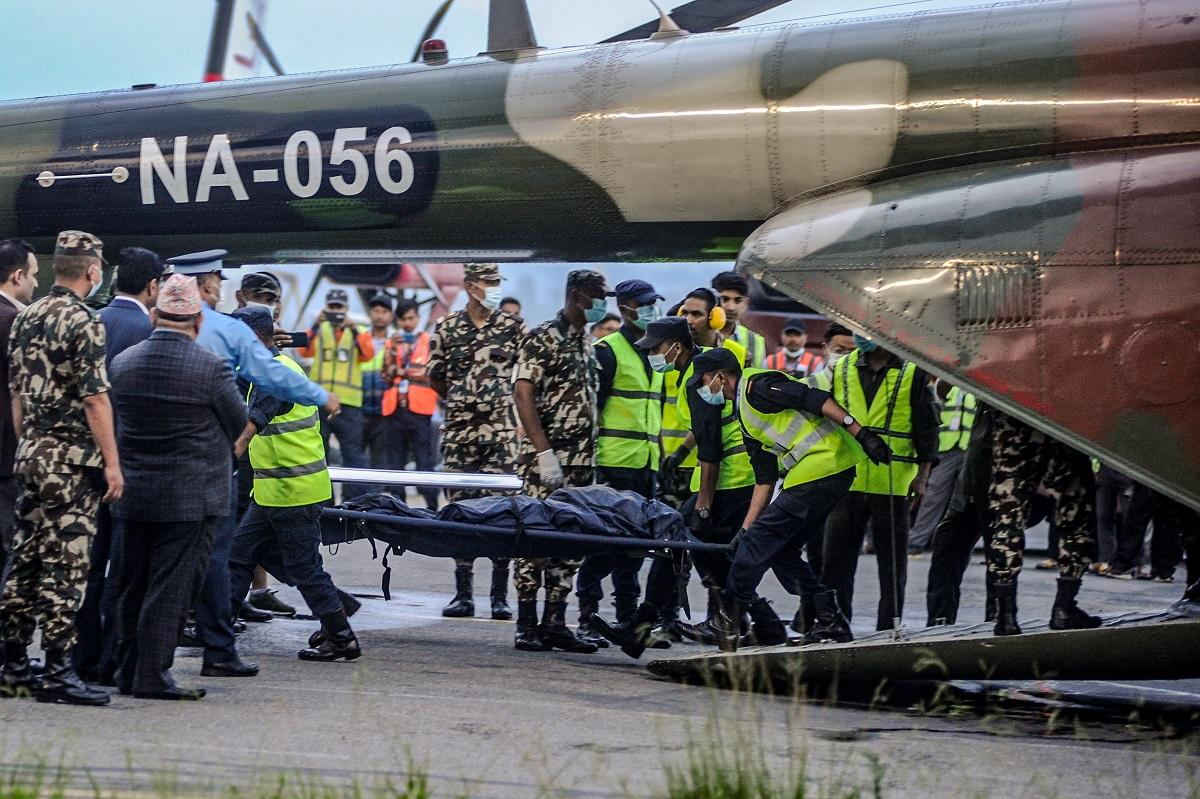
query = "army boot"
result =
(298, 610, 362, 661)
(804, 591, 853, 644)
(1049, 577, 1102, 630)
(574, 598, 609, 648)
(513, 600, 547, 651)
(1, 640, 34, 698)
(442, 564, 474, 618)
(710, 593, 744, 653)
(649, 604, 684, 646)
(993, 580, 1022, 636)
(539, 601, 598, 654)
(790, 593, 815, 636)
(677, 587, 722, 645)
(1170, 579, 1200, 618)
(30, 648, 109, 706)
(746, 598, 788, 646)
(983, 571, 998, 623)
(489, 561, 512, 621)
(591, 603, 658, 659)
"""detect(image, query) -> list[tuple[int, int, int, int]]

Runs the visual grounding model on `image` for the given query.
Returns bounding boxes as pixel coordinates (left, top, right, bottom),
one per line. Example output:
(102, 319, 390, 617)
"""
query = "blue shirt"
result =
(196, 305, 328, 408)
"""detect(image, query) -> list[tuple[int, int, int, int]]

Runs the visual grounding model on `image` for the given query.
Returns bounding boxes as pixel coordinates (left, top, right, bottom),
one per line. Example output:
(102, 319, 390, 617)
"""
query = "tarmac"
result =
(1, 519, 1197, 798)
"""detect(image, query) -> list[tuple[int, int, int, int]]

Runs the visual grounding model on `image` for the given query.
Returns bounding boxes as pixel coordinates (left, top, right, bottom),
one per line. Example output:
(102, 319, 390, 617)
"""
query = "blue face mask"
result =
(697, 375, 725, 406)
(853, 333, 878, 353)
(633, 304, 660, 330)
(584, 297, 608, 324)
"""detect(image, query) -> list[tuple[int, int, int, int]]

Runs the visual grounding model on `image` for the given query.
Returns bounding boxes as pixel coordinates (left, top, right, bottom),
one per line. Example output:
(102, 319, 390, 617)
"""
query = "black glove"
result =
(662, 448, 687, 475)
(689, 506, 714, 534)
(855, 427, 893, 465)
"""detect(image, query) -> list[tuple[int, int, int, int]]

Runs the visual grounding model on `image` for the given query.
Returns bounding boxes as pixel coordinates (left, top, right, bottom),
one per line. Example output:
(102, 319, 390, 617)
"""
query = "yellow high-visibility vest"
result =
(249, 355, 332, 508)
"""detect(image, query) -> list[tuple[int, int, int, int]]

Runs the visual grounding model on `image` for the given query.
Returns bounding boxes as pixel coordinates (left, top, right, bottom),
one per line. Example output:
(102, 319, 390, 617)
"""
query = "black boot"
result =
(30, 648, 109, 706)
(489, 561, 512, 621)
(746, 598, 788, 646)
(677, 587, 722, 645)
(614, 597, 637, 627)
(513, 600, 547, 651)
(1171, 580, 1200, 617)
(442, 564, 474, 618)
(710, 593, 743, 653)
(983, 571, 998, 623)
(298, 610, 362, 661)
(574, 598, 610, 648)
(805, 591, 853, 644)
(338, 588, 362, 618)
(1049, 577, 1102, 630)
(791, 594, 815, 635)
(993, 580, 1022, 636)
(650, 605, 684, 646)
(539, 601, 598, 653)
(590, 603, 658, 659)
(1, 640, 33, 698)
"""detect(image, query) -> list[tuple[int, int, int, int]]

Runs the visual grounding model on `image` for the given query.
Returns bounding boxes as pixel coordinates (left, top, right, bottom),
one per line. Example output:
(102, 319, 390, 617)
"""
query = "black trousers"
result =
(74, 503, 120, 682)
(1114, 485, 1191, 578)
(576, 466, 656, 610)
(822, 492, 910, 630)
(116, 517, 218, 694)
(389, 409, 440, 510)
(925, 446, 993, 625)
(0, 475, 17, 581)
(228, 502, 341, 619)
(724, 470, 852, 604)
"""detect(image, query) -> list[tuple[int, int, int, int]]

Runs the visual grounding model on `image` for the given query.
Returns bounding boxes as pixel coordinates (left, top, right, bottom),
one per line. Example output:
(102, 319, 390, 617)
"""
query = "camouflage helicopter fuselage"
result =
(0, 0, 1197, 508)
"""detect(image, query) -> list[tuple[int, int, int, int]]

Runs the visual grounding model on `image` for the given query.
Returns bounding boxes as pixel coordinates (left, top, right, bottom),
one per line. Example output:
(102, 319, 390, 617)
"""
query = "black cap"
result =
(325, 288, 349, 306)
(368, 293, 394, 311)
(240, 271, 281, 297)
(165, 249, 227, 279)
(782, 316, 807, 334)
(614, 279, 664, 306)
(230, 306, 274, 337)
(687, 347, 742, 389)
(566, 269, 613, 296)
(635, 316, 691, 350)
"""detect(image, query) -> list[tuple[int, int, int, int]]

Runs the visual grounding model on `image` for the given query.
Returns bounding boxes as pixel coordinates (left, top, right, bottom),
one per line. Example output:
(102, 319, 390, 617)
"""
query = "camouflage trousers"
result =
(987, 412, 1096, 581)
(0, 461, 102, 651)
(514, 459, 594, 602)
(443, 435, 518, 573)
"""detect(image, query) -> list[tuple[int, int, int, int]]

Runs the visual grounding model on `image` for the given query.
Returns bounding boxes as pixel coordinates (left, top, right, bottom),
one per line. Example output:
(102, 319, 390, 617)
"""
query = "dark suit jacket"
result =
(0, 294, 20, 476)
(110, 329, 248, 522)
(97, 297, 153, 366)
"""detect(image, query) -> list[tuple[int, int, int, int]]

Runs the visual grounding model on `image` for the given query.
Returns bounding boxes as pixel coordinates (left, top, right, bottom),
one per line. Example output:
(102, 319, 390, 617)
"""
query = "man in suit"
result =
(0, 240, 39, 577)
(109, 275, 247, 700)
(75, 247, 165, 683)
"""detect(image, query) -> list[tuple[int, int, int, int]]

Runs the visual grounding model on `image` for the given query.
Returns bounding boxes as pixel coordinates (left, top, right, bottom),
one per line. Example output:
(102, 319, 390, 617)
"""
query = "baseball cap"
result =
(635, 316, 691, 350)
(55, 230, 105, 263)
(614, 279, 664, 306)
(566, 269, 613, 296)
(782, 316, 808, 334)
(686, 347, 742, 389)
(325, 288, 349, 307)
(240, 272, 281, 297)
(230, 305, 274, 336)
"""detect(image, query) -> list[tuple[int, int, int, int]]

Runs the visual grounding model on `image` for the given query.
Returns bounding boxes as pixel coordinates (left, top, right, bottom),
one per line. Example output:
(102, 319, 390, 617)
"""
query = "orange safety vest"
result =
(381, 332, 439, 416)
(764, 349, 822, 377)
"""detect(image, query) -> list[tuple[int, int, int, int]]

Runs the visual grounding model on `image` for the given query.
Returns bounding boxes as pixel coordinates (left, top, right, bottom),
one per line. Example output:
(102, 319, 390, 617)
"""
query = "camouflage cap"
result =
(463, 263, 502, 283)
(156, 274, 202, 317)
(55, 230, 105, 262)
(566, 269, 613, 296)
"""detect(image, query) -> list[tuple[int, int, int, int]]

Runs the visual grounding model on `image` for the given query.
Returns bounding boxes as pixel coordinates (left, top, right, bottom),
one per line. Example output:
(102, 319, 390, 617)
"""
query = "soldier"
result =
(510, 269, 611, 653)
(988, 410, 1101, 636)
(0, 230, 122, 706)
(427, 263, 525, 621)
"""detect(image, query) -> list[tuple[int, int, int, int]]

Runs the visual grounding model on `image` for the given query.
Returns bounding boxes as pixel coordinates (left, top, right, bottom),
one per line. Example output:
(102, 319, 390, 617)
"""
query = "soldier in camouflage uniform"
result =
(427, 263, 526, 622)
(509, 269, 611, 654)
(987, 410, 1101, 636)
(0, 231, 122, 706)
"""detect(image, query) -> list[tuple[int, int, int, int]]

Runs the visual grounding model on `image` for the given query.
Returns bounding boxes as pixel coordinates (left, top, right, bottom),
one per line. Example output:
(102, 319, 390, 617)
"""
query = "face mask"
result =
(583, 297, 608, 324)
(633, 304, 660, 330)
(247, 301, 276, 313)
(648, 344, 678, 374)
(784, 347, 804, 358)
(698, 376, 725, 406)
(86, 268, 103, 299)
(480, 286, 502, 311)
(853, 333, 877, 353)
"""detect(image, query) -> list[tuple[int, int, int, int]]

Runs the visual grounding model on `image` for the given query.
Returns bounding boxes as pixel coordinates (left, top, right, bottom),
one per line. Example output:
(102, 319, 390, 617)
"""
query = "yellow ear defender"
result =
(676, 288, 726, 330)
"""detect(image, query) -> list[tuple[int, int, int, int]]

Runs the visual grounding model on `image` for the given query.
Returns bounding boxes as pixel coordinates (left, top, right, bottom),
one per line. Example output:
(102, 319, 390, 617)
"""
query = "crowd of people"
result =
(0, 230, 1196, 706)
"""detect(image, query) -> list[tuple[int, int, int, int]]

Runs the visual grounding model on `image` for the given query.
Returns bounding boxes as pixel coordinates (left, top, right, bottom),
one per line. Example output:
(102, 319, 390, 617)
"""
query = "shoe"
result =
(745, 598, 788, 646)
(249, 588, 297, 617)
(804, 591, 853, 644)
(539, 601, 598, 653)
(232, 620, 247, 634)
(1169, 580, 1200, 618)
(1035, 558, 1058, 571)
(1, 640, 34, 698)
(1104, 566, 1136, 581)
(442, 565, 474, 618)
(1154, 574, 1176, 583)
(1049, 577, 1102, 630)
(134, 686, 206, 701)
(298, 611, 361, 662)
(489, 562, 512, 620)
(574, 604, 611, 649)
(677, 588, 722, 645)
(201, 658, 259, 677)
(790, 593, 815, 636)
(238, 601, 273, 623)
(710, 594, 743, 653)
(177, 624, 202, 648)
(1093, 562, 1111, 576)
(513, 599, 547, 651)
(29, 649, 109, 706)
(645, 622, 677, 649)
(590, 603, 658, 659)
(993, 580, 1022, 636)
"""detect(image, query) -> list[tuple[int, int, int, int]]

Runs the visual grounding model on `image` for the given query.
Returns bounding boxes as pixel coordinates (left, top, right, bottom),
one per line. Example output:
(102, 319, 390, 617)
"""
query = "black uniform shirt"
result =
(681, 347, 726, 465)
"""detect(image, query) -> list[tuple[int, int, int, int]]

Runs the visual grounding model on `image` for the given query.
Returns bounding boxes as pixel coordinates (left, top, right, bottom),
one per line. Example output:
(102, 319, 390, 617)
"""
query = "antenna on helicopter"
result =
(486, 0, 539, 53)
(647, 1, 690, 38)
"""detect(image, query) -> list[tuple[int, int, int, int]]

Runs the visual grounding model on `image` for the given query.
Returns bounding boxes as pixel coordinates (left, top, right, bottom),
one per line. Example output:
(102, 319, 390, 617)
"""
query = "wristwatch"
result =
(842, 414, 856, 428)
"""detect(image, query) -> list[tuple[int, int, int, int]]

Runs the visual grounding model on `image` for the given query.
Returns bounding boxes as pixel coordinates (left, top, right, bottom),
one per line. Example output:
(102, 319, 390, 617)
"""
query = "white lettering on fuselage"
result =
(138, 127, 416, 205)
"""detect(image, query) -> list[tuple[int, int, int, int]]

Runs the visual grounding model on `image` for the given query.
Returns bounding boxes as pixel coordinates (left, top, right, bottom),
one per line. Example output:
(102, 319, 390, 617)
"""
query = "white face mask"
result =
(648, 343, 678, 373)
(784, 347, 804, 358)
(86, 265, 103, 299)
(476, 285, 502, 311)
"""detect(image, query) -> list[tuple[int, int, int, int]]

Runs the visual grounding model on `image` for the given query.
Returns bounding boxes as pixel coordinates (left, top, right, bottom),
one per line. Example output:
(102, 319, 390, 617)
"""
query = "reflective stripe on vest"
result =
(382, 333, 438, 416)
(596, 332, 664, 470)
(249, 354, 333, 508)
(676, 357, 755, 492)
(834, 351, 919, 495)
(311, 322, 364, 407)
(765, 349, 821, 377)
(938, 387, 977, 453)
(661, 368, 698, 469)
(734, 324, 766, 368)
(735, 368, 860, 489)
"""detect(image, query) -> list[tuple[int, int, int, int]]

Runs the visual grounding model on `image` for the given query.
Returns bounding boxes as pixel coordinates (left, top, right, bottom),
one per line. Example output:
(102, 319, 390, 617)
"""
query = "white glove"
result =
(537, 449, 564, 487)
